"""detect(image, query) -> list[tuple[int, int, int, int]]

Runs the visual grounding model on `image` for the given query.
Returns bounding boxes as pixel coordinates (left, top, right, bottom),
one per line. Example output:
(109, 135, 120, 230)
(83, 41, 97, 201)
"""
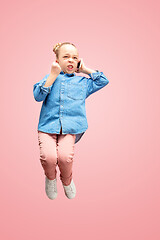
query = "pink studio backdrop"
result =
(1, 0, 160, 239)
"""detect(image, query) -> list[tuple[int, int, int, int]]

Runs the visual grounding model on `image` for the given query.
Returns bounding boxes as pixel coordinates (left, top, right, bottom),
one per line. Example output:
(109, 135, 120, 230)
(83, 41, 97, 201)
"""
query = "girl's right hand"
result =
(51, 61, 62, 75)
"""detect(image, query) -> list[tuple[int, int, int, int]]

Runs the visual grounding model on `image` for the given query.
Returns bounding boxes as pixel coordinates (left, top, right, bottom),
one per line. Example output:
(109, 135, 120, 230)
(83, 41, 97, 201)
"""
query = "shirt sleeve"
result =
(85, 70, 109, 99)
(33, 74, 52, 102)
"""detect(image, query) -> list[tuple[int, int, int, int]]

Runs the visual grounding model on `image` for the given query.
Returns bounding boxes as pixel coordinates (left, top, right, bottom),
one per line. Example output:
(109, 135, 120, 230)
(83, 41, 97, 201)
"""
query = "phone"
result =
(77, 60, 81, 69)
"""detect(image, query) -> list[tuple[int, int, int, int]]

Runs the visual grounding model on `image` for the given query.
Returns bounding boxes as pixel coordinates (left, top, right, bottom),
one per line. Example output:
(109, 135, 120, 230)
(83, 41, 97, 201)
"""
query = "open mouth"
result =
(67, 65, 73, 70)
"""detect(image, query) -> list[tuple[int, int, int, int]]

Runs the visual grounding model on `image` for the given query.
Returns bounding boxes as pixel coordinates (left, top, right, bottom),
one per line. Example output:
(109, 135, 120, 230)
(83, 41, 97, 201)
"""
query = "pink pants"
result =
(37, 129, 76, 186)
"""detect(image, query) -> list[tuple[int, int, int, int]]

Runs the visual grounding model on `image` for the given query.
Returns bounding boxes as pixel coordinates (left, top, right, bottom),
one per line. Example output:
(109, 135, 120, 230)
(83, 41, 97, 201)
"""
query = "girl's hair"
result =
(53, 42, 77, 58)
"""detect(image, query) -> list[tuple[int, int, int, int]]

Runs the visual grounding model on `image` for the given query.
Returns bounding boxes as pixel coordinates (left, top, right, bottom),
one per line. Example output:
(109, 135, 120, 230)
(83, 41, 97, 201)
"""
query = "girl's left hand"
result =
(75, 58, 86, 73)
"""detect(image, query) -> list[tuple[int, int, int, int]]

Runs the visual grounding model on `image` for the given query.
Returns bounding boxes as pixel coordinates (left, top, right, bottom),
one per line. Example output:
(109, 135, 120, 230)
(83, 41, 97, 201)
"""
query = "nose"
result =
(68, 58, 73, 62)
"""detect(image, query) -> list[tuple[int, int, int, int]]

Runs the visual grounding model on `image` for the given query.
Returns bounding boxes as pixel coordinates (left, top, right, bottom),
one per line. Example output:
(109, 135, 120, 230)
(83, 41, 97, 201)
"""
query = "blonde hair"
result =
(53, 42, 77, 58)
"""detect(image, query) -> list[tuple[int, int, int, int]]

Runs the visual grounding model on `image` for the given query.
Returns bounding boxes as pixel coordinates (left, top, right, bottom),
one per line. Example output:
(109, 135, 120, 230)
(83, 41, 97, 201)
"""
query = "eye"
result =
(64, 56, 68, 58)
(73, 57, 78, 59)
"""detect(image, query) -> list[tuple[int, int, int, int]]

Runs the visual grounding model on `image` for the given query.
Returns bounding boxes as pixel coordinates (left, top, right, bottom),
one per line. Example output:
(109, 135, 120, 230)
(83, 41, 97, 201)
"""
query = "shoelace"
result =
(47, 180, 56, 191)
(65, 184, 74, 193)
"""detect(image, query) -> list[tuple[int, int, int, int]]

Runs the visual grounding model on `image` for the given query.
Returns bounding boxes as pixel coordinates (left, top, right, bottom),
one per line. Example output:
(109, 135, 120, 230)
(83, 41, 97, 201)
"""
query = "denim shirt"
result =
(33, 70, 109, 144)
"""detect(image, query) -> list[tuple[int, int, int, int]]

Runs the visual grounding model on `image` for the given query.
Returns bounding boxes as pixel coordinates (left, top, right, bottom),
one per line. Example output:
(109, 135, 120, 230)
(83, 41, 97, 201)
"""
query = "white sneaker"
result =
(62, 179, 76, 199)
(45, 176, 57, 200)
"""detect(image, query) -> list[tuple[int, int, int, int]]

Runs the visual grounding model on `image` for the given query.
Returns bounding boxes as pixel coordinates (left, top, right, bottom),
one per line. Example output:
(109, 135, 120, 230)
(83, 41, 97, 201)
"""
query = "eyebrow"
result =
(63, 53, 78, 57)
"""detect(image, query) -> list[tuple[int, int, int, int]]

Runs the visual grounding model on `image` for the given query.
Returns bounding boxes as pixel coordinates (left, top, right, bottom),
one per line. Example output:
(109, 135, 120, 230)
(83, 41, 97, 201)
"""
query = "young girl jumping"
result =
(33, 42, 109, 200)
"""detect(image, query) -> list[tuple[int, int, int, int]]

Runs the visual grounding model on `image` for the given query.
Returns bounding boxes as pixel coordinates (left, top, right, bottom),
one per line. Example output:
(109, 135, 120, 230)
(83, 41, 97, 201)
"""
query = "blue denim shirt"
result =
(33, 70, 109, 144)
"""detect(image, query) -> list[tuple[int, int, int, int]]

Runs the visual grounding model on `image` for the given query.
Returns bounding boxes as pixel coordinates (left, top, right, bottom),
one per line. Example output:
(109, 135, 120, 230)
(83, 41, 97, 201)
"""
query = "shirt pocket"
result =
(67, 82, 84, 100)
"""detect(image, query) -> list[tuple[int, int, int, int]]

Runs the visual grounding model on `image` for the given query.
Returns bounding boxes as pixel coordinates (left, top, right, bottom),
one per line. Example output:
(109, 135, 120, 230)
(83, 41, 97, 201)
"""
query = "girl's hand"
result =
(51, 61, 62, 75)
(75, 58, 86, 73)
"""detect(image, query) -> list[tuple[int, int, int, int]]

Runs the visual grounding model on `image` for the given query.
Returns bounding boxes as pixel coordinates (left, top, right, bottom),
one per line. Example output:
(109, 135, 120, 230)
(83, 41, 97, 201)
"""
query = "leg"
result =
(37, 131, 58, 180)
(57, 133, 76, 186)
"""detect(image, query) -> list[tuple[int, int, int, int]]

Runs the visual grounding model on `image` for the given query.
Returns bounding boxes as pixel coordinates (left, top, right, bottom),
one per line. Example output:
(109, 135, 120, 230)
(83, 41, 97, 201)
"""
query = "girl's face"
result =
(56, 44, 79, 74)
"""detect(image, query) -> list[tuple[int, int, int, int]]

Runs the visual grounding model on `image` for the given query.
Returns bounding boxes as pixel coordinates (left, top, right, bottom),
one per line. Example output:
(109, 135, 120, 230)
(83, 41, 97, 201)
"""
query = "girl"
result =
(33, 42, 109, 200)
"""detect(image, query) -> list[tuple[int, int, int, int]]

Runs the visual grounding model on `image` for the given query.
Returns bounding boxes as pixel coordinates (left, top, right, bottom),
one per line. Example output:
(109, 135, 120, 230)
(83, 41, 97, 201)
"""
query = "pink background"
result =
(1, 0, 160, 239)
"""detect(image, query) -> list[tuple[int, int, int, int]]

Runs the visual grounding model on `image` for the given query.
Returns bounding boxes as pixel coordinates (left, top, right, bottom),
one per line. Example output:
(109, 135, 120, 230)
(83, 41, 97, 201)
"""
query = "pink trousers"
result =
(37, 128, 76, 186)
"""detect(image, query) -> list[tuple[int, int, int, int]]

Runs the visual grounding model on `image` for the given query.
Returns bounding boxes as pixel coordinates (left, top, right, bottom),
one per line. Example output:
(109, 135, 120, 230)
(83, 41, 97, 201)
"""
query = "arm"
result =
(33, 73, 57, 102)
(81, 67, 97, 75)
(84, 69, 109, 99)
(76, 60, 109, 99)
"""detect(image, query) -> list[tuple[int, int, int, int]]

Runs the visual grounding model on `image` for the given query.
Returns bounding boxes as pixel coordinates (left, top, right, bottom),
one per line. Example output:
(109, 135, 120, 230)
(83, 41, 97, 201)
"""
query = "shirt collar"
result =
(60, 70, 76, 77)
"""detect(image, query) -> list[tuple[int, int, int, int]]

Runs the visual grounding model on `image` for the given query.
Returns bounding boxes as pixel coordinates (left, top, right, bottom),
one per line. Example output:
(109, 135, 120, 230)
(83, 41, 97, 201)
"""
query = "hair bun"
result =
(53, 42, 62, 53)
